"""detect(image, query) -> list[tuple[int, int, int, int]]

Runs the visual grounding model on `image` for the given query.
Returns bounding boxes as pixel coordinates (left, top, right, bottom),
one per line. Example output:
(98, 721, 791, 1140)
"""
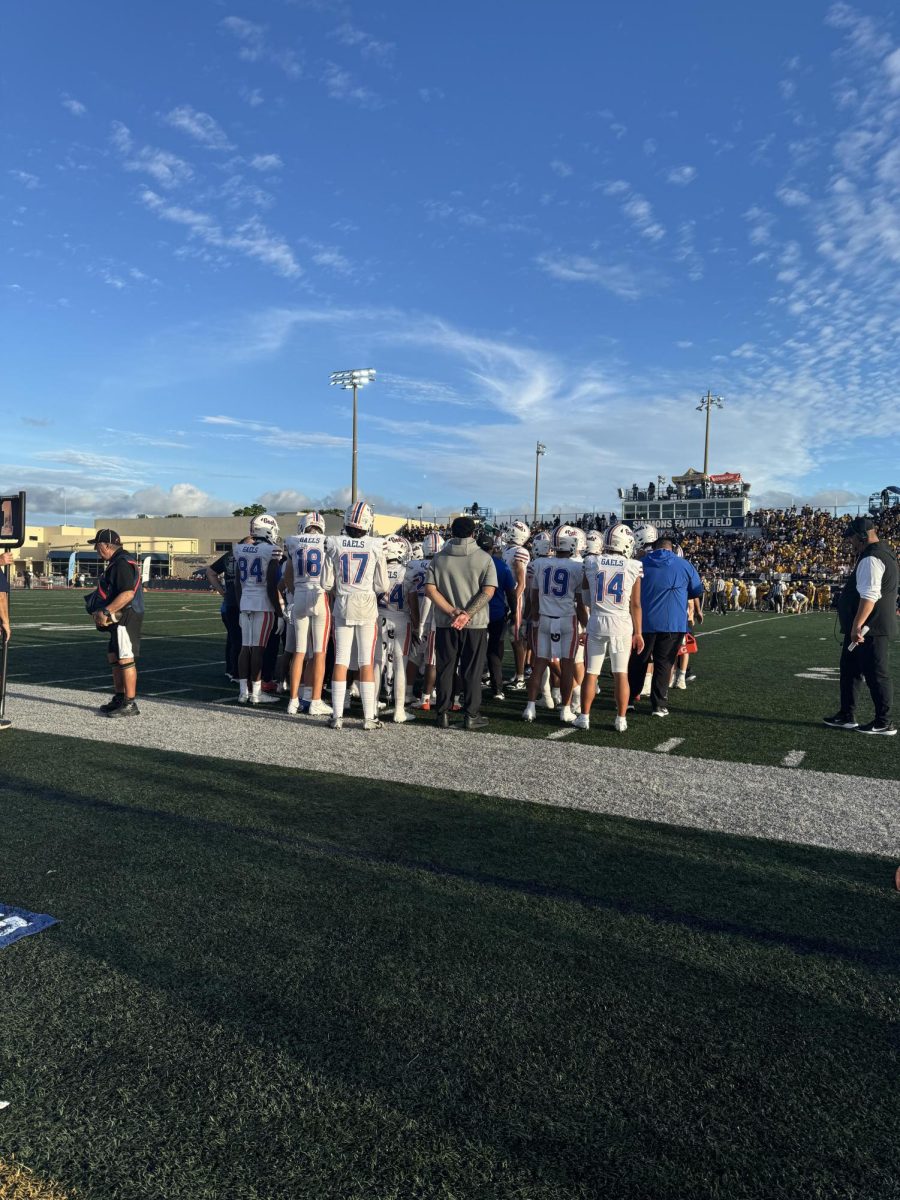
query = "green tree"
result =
(165, 513, 184, 518)
(232, 503, 267, 517)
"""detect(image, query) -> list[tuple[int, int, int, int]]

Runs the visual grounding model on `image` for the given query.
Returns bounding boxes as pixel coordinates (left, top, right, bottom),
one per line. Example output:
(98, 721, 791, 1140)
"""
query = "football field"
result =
(1, 590, 898, 1199)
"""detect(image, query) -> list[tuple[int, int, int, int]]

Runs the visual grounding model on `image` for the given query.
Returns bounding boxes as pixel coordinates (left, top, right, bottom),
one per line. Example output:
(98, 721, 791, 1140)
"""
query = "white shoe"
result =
(237, 691, 250, 703)
(307, 699, 332, 716)
(249, 693, 280, 705)
(328, 716, 343, 730)
(541, 690, 555, 710)
(573, 714, 589, 731)
(674, 676, 687, 690)
(570, 694, 581, 715)
(559, 706, 575, 724)
(523, 702, 536, 723)
(492, 692, 506, 701)
(393, 709, 416, 723)
(286, 698, 300, 715)
(551, 688, 562, 705)
(651, 707, 669, 718)
(377, 700, 387, 711)
(614, 715, 628, 733)
(363, 717, 384, 731)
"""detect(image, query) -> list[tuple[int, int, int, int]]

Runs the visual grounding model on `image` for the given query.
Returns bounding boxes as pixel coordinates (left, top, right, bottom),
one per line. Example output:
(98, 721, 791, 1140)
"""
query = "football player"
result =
(576, 522, 643, 732)
(523, 528, 583, 723)
(503, 520, 531, 690)
(234, 514, 284, 705)
(406, 531, 443, 711)
(282, 512, 334, 717)
(328, 500, 388, 730)
(377, 534, 416, 723)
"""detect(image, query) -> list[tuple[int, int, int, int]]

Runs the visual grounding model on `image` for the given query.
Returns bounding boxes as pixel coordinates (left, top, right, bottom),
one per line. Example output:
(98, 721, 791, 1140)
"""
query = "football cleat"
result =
(363, 717, 384, 731)
(674, 676, 687, 690)
(344, 499, 374, 535)
(328, 716, 343, 730)
(99, 694, 125, 713)
(604, 523, 636, 558)
(507, 677, 526, 692)
(249, 692, 280, 705)
(507, 519, 531, 547)
(307, 699, 332, 716)
(559, 706, 575, 724)
(614, 715, 628, 733)
(393, 709, 416, 723)
(522, 702, 536, 722)
(286, 698, 300, 715)
(651, 707, 669, 717)
(106, 700, 140, 718)
(573, 713, 590, 731)
(250, 513, 280, 542)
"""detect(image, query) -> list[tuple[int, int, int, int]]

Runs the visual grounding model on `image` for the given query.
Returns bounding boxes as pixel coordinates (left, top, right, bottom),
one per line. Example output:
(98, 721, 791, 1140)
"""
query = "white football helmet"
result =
(532, 531, 553, 557)
(302, 510, 325, 534)
(552, 524, 581, 553)
(344, 500, 374, 535)
(631, 522, 659, 549)
(674, 544, 685, 558)
(507, 519, 531, 547)
(383, 535, 411, 562)
(422, 532, 444, 558)
(410, 541, 423, 559)
(604, 523, 636, 558)
(585, 530, 604, 556)
(572, 528, 587, 556)
(250, 513, 280, 543)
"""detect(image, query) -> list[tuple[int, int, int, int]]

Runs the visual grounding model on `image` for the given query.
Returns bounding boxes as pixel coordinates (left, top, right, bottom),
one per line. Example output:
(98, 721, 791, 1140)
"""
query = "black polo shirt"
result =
(100, 548, 144, 614)
(210, 551, 238, 608)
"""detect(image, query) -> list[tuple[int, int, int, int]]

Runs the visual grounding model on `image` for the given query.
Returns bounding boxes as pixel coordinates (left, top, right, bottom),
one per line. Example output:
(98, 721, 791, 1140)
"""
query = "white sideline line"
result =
(782, 750, 806, 767)
(37, 660, 222, 685)
(694, 614, 797, 638)
(10, 631, 223, 650)
(546, 728, 576, 740)
(654, 738, 684, 753)
(144, 687, 191, 697)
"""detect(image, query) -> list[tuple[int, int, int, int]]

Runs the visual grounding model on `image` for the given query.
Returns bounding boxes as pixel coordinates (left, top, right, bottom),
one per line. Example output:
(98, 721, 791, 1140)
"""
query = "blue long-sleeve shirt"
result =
(489, 555, 515, 621)
(640, 549, 704, 633)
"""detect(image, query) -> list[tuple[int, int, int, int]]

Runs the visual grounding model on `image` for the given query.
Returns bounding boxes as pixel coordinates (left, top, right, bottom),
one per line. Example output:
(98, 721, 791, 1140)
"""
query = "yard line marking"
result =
(694, 614, 798, 638)
(546, 727, 576, 740)
(36, 660, 223, 685)
(654, 738, 684, 753)
(9, 631, 223, 650)
(144, 687, 191, 696)
(782, 750, 806, 767)
(795, 673, 836, 681)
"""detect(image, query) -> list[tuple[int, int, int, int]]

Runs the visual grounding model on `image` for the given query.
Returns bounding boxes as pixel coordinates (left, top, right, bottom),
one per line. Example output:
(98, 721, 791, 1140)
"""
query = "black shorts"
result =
(108, 610, 143, 661)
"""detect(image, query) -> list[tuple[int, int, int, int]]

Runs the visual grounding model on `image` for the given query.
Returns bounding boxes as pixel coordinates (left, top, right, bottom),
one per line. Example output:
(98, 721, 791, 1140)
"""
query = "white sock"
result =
(331, 680, 346, 718)
(359, 681, 376, 720)
(251, 680, 261, 697)
(640, 678, 652, 696)
(239, 680, 249, 698)
(676, 671, 686, 682)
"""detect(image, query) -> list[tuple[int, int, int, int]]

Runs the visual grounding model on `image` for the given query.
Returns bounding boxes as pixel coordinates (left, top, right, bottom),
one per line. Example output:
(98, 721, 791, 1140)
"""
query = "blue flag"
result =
(0, 904, 59, 950)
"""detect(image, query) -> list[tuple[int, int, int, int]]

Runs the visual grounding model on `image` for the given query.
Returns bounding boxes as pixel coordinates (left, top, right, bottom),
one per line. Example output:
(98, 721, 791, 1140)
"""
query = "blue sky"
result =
(4, 0, 900, 522)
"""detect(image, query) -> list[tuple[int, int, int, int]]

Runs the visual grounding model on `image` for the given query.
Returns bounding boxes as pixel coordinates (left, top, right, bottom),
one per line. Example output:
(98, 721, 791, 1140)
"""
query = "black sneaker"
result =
(855, 720, 897, 736)
(464, 714, 489, 731)
(822, 713, 858, 730)
(107, 700, 140, 718)
(100, 694, 125, 713)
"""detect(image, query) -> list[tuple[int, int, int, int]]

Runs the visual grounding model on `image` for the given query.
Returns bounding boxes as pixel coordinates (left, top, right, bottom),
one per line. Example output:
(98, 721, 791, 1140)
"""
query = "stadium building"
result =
(621, 468, 751, 531)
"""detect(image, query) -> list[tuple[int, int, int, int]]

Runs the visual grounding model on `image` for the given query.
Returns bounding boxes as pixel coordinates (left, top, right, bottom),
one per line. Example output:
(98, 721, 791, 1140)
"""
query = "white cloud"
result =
(643, 138, 658, 156)
(241, 87, 265, 107)
(623, 194, 665, 241)
(110, 122, 193, 189)
(675, 340, 693, 349)
(536, 253, 649, 299)
(9, 169, 39, 189)
(332, 23, 395, 66)
(322, 63, 382, 108)
(777, 185, 811, 207)
(550, 159, 573, 178)
(61, 95, 87, 117)
(250, 153, 283, 172)
(165, 106, 232, 151)
(220, 16, 301, 78)
(666, 164, 696, 185)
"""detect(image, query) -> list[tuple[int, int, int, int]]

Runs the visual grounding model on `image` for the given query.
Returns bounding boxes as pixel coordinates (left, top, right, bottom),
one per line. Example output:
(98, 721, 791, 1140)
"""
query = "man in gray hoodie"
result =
(425, 516, 497, 729)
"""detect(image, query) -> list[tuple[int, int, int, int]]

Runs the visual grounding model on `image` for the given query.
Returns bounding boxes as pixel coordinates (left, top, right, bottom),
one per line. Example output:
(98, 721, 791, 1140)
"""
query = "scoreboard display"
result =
(0, 492, 26, 548)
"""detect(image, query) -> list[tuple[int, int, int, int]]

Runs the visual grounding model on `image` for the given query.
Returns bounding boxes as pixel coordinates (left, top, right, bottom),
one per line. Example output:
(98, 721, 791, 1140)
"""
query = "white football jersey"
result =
(403, 557, 434, 629)
(503, 544, 530, 582)
(330, 534, 387, 624)
(531, 555, 583, 619)
(582, 554, 642, 634)
(234, 540, 281, 612)
(379, 561, 408, 614)
(285, 533, 333, 595)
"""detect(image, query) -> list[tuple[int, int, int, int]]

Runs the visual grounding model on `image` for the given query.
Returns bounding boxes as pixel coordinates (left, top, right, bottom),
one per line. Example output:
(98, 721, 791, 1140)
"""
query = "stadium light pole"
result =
(533, 441, 546, 524)
(330, 368, 376, 505)
(696, 391, 724, 476)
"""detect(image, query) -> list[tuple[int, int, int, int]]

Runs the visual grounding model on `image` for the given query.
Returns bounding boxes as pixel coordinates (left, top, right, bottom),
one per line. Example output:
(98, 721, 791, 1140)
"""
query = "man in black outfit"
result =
(90, 529, 144, 718)
(206, 537, 251, 681)
(825, 516, 898, 735)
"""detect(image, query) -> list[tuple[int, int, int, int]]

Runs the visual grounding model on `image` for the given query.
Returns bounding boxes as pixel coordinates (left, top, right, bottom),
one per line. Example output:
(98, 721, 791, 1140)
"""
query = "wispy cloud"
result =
(536, 253, 649, 299)
(111, 122, 193, 189)
(61, 95, 87, 117)
(164, 105, 233, 151)
(666, 164, 696, 185)
(9, 169, 40, 189)
(550, 159, 573, 178)
(322, 63, 382, 108)
(140, 190, 301, 278)
(220, 16, 302, 79)
(250, 153, 283, 172)
(332, 23, 395, 67)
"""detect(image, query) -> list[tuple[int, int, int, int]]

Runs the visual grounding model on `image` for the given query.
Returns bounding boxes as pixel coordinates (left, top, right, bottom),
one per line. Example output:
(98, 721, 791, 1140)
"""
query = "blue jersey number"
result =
(595, 570, 625, 605)
(389, 583, 404, 608)
(339, 551, 369, 584)
(295, 547, 322, 579)
(542, 565, 569, 598)
(238, 556, 264, 584)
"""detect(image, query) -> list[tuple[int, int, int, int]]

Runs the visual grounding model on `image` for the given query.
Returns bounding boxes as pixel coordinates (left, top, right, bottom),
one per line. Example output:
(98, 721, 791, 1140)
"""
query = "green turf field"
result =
(5, 589, 899, 779)
(1, 732, 897, 1200)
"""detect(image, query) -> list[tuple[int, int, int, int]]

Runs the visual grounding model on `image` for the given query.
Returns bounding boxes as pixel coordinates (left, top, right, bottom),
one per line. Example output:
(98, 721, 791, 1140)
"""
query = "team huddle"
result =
(230, 503, 702, 732)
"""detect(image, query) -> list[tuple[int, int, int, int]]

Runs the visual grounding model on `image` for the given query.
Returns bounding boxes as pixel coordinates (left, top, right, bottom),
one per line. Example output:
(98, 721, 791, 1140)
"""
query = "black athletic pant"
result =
(628, 631, 684, 710)
(435, 627, 488, 717)
(221, 605, 241, 678)
(839, 633, 892, 722)
(486, 617, 506, 694)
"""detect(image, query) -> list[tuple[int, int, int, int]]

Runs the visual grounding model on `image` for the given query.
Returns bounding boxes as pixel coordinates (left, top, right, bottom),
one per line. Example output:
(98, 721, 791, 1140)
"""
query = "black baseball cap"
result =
(89, 528, 122, 545)
(843, 516, 875, 538)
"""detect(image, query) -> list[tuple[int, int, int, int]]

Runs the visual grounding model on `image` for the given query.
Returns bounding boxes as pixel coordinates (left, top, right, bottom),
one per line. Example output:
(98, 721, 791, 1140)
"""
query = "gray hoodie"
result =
(426, 538, 498, 629)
